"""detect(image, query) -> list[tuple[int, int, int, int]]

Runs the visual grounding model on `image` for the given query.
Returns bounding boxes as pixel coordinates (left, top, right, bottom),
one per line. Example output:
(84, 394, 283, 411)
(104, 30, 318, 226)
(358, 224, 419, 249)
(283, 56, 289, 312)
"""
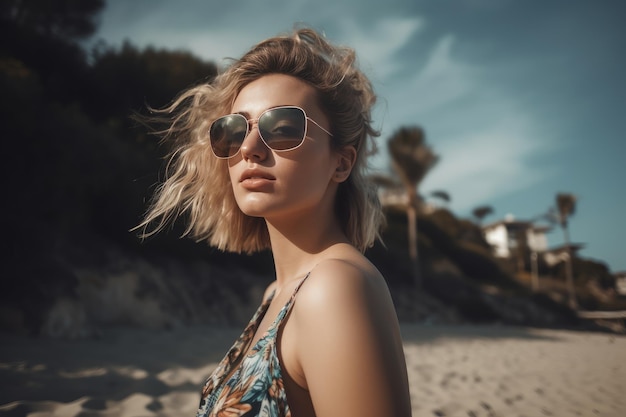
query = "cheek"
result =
(227, 169, 236, 187)
(227, 162, 240, 188)
(285, 158, 333, 193)
(226, 166, 245, 208)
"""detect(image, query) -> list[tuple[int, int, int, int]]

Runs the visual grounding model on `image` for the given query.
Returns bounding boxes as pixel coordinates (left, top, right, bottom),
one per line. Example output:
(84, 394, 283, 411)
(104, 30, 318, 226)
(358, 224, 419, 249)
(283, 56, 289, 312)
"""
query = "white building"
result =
(614, 272, 626, 296)
(483, 215, 550, 259)
(482, 215, 584, 268)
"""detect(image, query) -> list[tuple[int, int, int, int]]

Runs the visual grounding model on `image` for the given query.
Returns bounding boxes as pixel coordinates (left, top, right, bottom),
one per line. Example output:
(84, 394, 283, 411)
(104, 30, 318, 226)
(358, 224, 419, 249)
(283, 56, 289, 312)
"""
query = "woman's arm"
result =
(291, 259, 412, 417)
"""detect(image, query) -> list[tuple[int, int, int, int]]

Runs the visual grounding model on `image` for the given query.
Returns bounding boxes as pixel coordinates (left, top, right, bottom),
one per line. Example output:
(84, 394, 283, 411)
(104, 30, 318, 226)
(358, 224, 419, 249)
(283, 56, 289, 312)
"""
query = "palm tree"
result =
(387, 126, 439, 288)
(430, 190, 451, 207)
(472, 205, 494, 226)
(556, 193, 578, 309)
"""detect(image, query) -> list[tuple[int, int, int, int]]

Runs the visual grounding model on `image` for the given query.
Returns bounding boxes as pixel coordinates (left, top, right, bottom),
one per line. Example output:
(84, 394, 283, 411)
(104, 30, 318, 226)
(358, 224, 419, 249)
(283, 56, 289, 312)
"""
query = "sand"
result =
(1, 324, 624, 417)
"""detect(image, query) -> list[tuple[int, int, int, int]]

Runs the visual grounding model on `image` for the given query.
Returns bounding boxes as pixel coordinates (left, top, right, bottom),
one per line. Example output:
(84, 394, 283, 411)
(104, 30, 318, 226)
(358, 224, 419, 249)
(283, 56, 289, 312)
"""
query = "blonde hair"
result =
(138, 27, 383, 253)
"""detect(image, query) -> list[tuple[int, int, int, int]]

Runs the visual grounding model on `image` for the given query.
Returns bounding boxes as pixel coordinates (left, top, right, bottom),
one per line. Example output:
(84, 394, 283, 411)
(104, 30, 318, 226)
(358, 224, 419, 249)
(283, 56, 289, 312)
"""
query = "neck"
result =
(265, 210, 349, 287)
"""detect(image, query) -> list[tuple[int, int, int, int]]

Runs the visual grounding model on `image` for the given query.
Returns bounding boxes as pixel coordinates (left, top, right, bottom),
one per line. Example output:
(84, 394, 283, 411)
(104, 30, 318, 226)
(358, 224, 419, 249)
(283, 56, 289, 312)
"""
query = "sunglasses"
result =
(209, 105, 333, 159)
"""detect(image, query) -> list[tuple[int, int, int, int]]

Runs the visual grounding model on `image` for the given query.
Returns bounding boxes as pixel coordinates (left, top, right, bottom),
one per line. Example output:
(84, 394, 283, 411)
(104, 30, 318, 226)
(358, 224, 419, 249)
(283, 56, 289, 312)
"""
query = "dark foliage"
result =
(0, 2, 225, 331)
(418, 209, 521, 289)
(1, 0, 105, 40)
(553, 257, 615, 288)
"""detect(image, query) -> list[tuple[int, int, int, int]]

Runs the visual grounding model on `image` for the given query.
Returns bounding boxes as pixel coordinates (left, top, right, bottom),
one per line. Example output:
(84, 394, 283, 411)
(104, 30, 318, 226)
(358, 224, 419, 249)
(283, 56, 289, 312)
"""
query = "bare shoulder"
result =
(291, 251, 401, 350)
(288, 251, 412, 416)
(296, 254, 394, 316)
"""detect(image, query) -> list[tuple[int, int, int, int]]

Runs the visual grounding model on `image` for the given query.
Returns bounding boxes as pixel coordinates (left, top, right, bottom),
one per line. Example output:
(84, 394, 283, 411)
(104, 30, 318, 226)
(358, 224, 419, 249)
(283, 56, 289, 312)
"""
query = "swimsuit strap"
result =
(268, 271, 312, 331)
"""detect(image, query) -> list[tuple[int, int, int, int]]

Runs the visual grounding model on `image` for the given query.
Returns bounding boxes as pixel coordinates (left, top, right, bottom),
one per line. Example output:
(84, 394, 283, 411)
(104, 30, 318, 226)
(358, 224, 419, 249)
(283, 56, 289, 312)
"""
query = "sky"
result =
(89, 0, 626, 272)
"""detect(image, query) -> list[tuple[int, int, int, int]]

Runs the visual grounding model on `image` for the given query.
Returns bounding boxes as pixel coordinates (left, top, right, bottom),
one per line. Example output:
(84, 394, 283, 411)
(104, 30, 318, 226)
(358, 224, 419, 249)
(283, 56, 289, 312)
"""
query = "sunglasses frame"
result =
(209, 105, 333, 159)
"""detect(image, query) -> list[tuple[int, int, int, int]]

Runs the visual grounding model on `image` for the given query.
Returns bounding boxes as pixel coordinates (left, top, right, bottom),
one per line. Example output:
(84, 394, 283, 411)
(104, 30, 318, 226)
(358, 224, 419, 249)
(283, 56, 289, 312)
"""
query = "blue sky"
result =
(90, 0, 625, 272)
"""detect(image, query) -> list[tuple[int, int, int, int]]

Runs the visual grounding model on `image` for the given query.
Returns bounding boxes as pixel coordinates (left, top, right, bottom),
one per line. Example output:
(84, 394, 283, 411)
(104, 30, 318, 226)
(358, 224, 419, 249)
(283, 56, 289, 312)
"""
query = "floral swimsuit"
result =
(197, 274, 310, 417)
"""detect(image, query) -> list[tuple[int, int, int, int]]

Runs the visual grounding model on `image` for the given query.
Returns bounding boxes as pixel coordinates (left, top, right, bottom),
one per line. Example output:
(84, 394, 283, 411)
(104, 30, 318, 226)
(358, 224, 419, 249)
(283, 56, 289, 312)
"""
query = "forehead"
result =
(231, 74, 321, 116)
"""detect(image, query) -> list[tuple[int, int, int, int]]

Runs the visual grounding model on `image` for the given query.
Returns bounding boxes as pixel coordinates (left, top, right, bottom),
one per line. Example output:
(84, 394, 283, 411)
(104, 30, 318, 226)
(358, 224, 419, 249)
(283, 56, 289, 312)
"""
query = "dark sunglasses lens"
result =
(210, 114, 248, 158)
(259, 107, 306, 151)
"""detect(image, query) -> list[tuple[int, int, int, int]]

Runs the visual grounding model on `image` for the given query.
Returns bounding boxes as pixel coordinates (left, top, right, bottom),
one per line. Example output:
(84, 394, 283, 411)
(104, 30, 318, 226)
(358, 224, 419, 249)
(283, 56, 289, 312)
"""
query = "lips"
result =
(238, 169, 275, 191)
(239, 169, 275, 183)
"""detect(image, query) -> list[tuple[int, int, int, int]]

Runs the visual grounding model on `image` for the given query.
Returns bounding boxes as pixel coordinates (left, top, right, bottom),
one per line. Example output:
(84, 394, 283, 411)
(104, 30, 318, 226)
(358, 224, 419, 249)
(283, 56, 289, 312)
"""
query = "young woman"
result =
(139, 27, 411, 417)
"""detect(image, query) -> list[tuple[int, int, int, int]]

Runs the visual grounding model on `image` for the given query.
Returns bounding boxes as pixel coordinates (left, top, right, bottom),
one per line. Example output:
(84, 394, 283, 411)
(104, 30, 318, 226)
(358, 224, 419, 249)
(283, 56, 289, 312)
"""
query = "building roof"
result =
(483, 218, 553, 233)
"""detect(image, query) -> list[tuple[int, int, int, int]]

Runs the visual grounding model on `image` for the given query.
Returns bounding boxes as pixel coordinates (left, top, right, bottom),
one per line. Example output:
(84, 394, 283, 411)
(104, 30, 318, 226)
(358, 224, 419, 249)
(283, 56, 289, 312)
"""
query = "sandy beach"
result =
(1, 324, 624, 417)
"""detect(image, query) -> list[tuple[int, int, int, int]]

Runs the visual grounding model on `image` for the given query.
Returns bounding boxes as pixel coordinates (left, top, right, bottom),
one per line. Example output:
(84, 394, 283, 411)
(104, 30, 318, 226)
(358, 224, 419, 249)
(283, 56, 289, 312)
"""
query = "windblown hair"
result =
(137, 27, 383, 253)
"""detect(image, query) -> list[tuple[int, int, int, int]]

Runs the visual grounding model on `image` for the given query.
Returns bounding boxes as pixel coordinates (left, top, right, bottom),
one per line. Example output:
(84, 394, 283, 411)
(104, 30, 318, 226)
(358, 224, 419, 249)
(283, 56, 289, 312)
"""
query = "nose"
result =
(239, 124, 269, 161)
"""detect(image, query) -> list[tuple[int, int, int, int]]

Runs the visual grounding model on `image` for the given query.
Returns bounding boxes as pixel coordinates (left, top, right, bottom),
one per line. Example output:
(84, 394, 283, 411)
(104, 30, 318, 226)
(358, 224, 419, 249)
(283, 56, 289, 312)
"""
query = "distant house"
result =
(482, 214, 584, 267)
(483, 215, 551, 259)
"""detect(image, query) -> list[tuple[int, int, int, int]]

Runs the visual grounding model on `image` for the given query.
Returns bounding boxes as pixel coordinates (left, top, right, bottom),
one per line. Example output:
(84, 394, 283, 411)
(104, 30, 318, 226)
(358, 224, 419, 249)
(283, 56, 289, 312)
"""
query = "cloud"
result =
(378, 34, 559, 211)
(409, 35, 475, 114)
(336, 17, 424, 79)
(132, 28, 264, 64)
(96, 2, 422, 78)
(95, 0, 316, 61)
(381, 34, 477, 124)
(421, 113, 558, 211)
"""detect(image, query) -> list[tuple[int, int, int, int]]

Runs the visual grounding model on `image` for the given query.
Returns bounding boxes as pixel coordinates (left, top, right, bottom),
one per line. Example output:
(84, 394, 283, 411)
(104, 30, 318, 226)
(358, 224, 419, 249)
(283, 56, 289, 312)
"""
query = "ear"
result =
(332, 146, 357, 183)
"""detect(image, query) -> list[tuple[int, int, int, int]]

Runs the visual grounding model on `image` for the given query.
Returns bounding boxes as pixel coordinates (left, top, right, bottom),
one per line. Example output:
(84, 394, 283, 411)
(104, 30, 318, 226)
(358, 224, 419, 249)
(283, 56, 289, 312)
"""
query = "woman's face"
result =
(226, 73, 342, 222)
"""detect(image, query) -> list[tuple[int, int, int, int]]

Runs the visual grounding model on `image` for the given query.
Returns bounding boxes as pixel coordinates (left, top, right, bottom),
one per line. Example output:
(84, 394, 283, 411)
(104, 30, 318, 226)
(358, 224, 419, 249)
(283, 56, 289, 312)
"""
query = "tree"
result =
(0, 0, 219, 248)
(89, 42, 218, 123)
(472, 205, 494, 226)
(556, 193, 578, 309)
(1, 0, 105, 40)
(387, 126, 439, 288)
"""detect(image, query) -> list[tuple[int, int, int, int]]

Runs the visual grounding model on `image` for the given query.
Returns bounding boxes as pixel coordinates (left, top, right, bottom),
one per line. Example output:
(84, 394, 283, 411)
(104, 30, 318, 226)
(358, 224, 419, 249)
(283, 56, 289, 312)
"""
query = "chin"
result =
(235, 194, 278, 217)
(236, 201, 272, 218)
(240, 209, 266, 218)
